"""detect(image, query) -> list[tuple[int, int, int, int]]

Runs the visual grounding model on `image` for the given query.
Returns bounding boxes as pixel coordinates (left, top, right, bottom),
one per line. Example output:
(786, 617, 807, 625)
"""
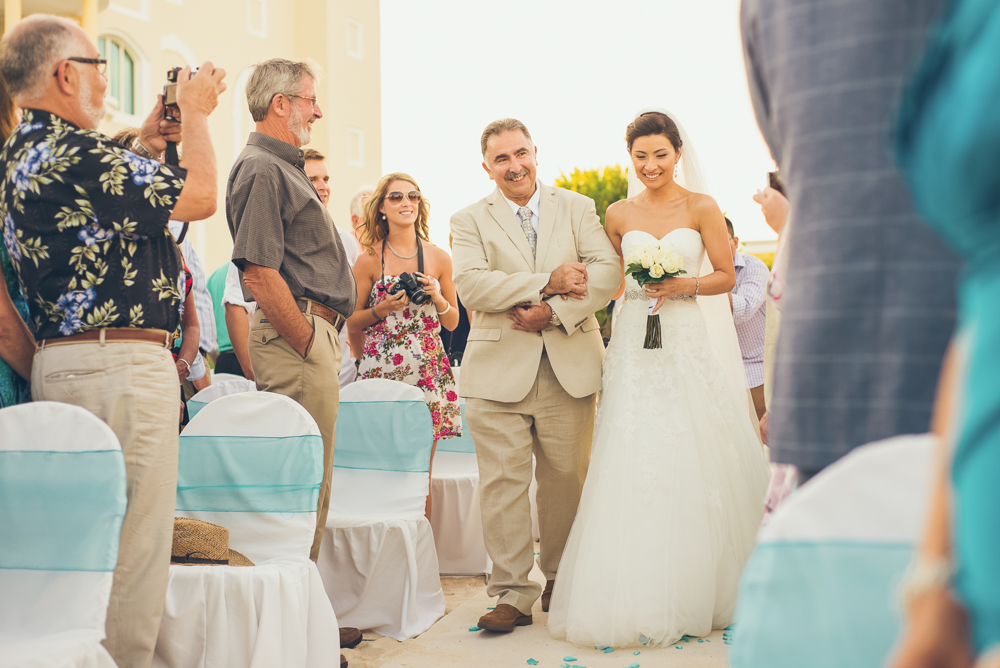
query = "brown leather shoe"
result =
(340, 626, 362, 649)
(478, 603, 532, 632)
(340, 654, 347, 668)
(541, 580, 555, 612)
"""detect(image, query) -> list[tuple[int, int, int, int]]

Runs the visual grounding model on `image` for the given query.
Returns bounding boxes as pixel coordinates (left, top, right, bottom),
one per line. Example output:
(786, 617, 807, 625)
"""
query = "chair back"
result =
(0, 402, 126, 643)
(732, 434, 934, 668)
(332, 379, 435, 518)
(178, 392, 323, 563)
(187, 378, 258, 419)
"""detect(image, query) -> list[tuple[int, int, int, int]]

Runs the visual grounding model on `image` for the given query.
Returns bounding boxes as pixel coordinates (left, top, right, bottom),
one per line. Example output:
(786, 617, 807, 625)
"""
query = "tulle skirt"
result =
(547, 296, 771, 647)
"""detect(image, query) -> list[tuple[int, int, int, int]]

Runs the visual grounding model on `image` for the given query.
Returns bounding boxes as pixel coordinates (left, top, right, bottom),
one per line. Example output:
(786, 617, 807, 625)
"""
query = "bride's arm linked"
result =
(545, 198, 621, 334)
(450, 200, 620, 334)
(644, 196, 736, 314)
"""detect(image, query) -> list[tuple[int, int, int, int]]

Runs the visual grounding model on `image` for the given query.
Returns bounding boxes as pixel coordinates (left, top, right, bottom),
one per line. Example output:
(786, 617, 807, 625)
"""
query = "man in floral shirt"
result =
(0, 15, 225, 668)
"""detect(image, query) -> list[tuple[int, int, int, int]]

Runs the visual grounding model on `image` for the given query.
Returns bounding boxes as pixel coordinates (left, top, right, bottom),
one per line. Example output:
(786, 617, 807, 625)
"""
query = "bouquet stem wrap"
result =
(644, 309, 662, 349)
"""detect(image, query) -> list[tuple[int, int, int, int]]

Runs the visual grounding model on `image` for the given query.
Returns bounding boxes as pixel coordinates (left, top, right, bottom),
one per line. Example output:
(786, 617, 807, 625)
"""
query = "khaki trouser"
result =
(32, 339, 178, 668)
(465, 354, 595, 615)
(248, 309, 342, 562)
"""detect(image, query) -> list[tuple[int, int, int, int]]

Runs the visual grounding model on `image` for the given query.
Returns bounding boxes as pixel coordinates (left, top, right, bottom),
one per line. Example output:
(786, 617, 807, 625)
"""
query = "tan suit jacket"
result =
(451, 183, 621, 402)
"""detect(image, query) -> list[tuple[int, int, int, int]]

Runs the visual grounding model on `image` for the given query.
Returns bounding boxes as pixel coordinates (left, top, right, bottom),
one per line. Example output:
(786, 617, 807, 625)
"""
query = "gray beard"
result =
(288, 105, 312, 146)
(78, 79, 107, 129)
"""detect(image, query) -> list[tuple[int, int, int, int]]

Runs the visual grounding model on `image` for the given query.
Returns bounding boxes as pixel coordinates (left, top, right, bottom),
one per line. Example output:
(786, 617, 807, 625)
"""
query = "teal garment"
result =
(206, 263, 232, 354)
(897, 0, 1000, 653)
(0, 243, 30, 408)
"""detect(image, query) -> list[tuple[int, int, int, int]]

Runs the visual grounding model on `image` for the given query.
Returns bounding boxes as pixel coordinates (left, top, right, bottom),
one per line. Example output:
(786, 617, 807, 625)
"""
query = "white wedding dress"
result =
(547, 227, 772, 648)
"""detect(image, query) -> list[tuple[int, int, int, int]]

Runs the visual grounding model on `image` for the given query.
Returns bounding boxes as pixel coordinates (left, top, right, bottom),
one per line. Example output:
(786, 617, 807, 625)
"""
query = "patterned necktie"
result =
(517, 206, 536, 257)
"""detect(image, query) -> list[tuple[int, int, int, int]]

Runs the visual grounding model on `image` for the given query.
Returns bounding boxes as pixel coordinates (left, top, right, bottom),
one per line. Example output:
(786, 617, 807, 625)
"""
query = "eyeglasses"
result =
(286, 94, 319, 108)
(53, 57, 108, 76)
(386, 191, 421, 203)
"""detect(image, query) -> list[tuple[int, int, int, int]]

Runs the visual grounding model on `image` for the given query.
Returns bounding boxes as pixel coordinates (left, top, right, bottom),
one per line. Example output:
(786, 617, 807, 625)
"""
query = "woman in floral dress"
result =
(347, 172, 461, 519)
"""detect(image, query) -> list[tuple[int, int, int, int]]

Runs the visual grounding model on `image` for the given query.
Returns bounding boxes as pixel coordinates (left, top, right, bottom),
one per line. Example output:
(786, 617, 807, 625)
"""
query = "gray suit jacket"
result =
(741, 0, 960, 471)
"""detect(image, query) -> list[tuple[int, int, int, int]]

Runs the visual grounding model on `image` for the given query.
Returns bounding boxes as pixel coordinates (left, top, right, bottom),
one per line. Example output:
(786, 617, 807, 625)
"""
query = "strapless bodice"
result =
(621, 227, 704, 293)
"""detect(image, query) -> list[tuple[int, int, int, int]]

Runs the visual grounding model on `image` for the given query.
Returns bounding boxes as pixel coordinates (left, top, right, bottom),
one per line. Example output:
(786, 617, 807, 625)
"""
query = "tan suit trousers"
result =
(248, 309, 341, 561)
(465, 354, 595, 615)
(33, 339, 179, 668)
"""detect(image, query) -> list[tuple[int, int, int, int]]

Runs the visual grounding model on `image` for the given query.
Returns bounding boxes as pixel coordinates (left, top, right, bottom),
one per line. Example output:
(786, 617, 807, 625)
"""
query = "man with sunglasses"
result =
(226, 59, 360, 660)
(0, 14, 225, 668)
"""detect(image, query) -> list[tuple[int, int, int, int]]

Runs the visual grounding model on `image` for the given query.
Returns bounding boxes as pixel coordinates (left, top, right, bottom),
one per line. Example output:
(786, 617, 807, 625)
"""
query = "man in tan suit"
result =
(451, 119, 620, 633)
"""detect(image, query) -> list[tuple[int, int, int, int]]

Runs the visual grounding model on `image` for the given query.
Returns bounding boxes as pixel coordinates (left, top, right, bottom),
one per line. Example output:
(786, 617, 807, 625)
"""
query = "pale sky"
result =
(379, 0, 778, 251)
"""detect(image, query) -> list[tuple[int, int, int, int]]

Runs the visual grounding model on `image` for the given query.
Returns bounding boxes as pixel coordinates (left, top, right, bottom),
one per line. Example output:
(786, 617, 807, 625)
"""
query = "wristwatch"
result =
(544, 297, 562, 328)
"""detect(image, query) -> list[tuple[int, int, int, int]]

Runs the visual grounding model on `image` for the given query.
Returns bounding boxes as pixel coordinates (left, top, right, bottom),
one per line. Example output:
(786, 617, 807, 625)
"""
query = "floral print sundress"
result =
(358, 275, 461, 440)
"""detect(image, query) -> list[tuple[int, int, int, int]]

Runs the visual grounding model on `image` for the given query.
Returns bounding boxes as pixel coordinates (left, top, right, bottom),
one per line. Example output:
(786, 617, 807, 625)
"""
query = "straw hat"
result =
(171, 517, 254, 567)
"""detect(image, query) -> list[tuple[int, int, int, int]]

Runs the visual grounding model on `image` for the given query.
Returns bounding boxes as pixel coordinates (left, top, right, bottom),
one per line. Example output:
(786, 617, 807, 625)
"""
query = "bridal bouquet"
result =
(623, 240, 687, 349)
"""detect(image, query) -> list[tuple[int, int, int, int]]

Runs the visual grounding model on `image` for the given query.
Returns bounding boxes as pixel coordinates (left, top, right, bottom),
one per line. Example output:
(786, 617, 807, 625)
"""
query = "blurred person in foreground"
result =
(726, 216, 768, 421)
(741, 0, 960, 481)
(892, 1, 1000, 665)
(0, 14, 224, 667)
(346, 173, 461, 520)
(303, 147, 360, 386)
(0, 71, 33, 408)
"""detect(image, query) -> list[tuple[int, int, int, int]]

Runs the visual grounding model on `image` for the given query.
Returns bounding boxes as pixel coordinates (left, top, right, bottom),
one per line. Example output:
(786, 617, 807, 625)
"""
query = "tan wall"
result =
(85, 0, 382, 273)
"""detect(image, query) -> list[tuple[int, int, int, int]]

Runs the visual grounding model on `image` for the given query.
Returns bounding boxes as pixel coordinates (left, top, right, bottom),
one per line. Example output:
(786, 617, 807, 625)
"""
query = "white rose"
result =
(668, 256, 684, 273)
(649, 264, 665, 278)
(641, 254, 654, 268)
(651, 247, 667, 264)
(624, 252, 637, 266)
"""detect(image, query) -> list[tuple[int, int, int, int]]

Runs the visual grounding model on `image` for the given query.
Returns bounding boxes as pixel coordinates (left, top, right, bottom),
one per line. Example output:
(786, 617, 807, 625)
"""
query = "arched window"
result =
(98, 36, 136, 116)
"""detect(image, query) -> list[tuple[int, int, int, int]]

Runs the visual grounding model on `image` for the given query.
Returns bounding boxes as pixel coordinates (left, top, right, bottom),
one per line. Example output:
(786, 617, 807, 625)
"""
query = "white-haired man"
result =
(0, 14, 224, 668)
(225, 59, 360, 658)
(348, 183, 374, 253)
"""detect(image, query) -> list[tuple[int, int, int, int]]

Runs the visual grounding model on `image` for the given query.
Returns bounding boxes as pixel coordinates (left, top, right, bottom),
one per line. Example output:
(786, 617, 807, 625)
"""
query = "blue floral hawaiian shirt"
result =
(0, 110, 188, 340)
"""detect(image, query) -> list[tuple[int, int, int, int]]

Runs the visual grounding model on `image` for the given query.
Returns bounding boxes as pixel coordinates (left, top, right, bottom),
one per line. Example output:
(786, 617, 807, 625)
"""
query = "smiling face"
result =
(304, 159, 330, 205)
(287, 75, 322, 146)
(379, 179, 419, 229)
(630, 134, 680, 190)
(482, 130, 537, 205)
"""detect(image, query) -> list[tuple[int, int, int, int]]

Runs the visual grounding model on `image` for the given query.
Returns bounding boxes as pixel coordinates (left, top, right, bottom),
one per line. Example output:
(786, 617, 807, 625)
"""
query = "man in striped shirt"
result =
(727, 217, 769, 420)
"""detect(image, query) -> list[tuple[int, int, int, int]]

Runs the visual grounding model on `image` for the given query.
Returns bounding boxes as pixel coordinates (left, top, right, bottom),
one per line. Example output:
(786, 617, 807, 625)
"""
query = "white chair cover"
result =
(731, 434, 934, 668)
(187, 378, 257, 420)
(318, 379, 446, 640)
(430, 406, 490, 575)
(154, 393, 340, 668)
(0, 402, 126, 668)
(210, 372, 245, 384)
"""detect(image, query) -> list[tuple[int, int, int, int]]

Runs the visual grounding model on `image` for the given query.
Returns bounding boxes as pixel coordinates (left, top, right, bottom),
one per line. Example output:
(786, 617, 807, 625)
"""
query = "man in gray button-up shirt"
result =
(226, 59, 356, 567)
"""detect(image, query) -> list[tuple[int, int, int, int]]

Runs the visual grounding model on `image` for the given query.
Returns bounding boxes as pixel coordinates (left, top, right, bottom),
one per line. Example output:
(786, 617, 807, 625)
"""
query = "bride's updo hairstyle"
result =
(626, 111, 683, 154)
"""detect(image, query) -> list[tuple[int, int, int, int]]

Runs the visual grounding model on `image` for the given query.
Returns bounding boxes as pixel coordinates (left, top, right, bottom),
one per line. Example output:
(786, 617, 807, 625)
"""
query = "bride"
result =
(547, 110, 771, 647)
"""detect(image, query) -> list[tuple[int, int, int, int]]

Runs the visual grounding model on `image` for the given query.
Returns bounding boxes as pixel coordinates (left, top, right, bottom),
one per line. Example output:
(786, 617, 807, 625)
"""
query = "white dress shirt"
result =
(500, 179, 541, 234)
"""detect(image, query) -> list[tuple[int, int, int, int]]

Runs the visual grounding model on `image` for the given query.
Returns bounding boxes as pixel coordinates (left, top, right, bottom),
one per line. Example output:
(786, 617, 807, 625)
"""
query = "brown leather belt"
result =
(39, 328, 171, 349)
(298, 299, 346, 333)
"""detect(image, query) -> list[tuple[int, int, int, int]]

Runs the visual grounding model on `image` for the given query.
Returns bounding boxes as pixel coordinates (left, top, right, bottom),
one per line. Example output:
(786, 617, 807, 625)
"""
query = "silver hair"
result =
(349, 184, 375, 218)
(245, 58, 319, 123)
(0, 14, 80, 102)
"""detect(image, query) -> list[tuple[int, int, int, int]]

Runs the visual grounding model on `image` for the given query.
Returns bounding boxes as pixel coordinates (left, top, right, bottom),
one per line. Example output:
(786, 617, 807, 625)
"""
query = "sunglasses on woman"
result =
(386, 190, 421, 203)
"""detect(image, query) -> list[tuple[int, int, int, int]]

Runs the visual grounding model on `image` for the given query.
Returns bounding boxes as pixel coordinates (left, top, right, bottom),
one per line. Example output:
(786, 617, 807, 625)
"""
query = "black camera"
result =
(389, 272, 431, 306)
(162, 67, 197, 110)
